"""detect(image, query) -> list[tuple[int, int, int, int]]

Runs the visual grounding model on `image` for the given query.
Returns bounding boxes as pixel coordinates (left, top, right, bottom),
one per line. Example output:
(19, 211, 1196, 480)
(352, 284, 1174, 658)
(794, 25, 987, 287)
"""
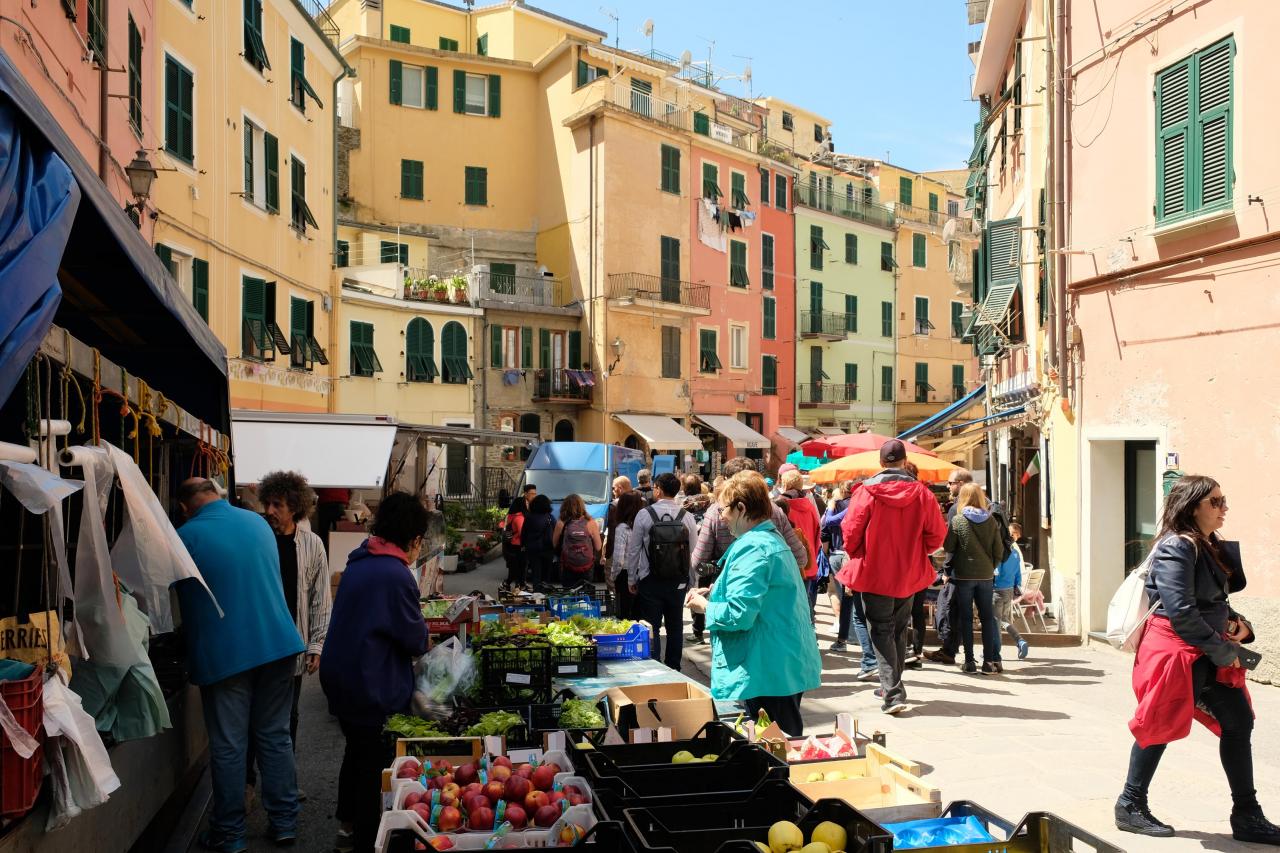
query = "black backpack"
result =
(645, 507, 690, 582)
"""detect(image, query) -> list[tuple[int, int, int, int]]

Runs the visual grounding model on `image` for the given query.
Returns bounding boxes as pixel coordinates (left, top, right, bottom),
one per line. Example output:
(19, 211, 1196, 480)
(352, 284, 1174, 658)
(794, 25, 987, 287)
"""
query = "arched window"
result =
(405, 318, 437, 382)
(441, 321, 473, 384)
(554, 419, 574, 442)
(624, 434, 639, 450)
(519, 413, 541, 460)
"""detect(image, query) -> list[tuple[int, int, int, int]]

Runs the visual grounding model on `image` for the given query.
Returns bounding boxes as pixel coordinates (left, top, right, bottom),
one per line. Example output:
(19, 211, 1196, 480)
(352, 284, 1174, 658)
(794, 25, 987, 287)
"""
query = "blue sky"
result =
(545, 0, 980, 171)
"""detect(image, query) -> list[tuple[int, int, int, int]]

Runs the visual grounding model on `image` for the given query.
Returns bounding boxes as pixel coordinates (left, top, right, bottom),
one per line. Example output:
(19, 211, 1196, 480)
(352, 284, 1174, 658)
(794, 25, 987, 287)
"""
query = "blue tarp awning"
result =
(897, 384, 987, 441)
(0, 47, 228, 430)
(928, 405, 1027, 437)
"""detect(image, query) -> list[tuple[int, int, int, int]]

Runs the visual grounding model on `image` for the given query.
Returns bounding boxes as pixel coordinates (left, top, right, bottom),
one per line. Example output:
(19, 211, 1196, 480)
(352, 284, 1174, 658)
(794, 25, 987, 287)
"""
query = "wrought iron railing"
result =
(792, 182, 896, 229)
(800, 311, 852, 338)
(473, 271, 571, 309)
(607, 272, 711, 310)
(532, 369, 592, 402)
(796, 383, 856, 405)
(604, 83, 758, 154)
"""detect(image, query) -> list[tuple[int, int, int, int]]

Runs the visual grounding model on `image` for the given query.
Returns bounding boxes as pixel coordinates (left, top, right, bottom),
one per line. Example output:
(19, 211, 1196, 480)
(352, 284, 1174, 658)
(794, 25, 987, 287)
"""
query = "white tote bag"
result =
(1106, 549, 1159, 652)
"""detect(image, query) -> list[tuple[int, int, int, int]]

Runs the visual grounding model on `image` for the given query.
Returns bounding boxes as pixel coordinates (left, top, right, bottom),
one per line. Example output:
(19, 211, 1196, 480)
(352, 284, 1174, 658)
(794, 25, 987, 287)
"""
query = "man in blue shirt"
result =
(176, 478, 304, 852)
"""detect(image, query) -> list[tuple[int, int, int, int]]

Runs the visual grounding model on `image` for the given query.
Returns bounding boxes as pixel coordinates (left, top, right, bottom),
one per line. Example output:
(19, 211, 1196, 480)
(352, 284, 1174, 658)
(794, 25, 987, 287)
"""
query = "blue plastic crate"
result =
(594, 623, 651, 660)
(549, 595, 603, 619)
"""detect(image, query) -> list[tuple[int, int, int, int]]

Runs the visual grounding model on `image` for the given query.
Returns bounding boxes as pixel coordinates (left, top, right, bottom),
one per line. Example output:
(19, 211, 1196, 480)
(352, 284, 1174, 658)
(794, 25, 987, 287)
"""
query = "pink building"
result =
(1067, 0, 1280, 670)
(2, 0, 156, 237)
(757, 166, 798, 463)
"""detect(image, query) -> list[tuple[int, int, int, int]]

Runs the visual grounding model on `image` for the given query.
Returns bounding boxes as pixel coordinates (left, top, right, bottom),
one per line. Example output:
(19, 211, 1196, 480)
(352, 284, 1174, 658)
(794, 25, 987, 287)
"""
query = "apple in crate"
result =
(469, 806, 495, 831)
(515, 763, 534, 779)
(525, 791, 549, 813)
(548, 791, 566, 807)
(462, 794, 488, 816)
(504, 804, 528, 829)
(483, 781, 505, 805)
(437, 806, 463, 832)
(462, 783, 484, 798)
(397, 760, 422, 779)
(491, 765, 512, 782)
(493, 756, 513, 769)
(534, 804, 561, 828)
(530, 765, 557, 791)
(504, 775, 531, 802)
(454, 763, 479, 786)
(403, 791, 425, 810)
(411, 803, 432, 822)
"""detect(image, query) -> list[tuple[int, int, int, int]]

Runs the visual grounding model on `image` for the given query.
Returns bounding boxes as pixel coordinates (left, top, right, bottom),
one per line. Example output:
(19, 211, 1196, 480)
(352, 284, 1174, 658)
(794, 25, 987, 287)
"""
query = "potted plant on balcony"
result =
(449, 275, 469, 304)
(432, 280, 449, 302)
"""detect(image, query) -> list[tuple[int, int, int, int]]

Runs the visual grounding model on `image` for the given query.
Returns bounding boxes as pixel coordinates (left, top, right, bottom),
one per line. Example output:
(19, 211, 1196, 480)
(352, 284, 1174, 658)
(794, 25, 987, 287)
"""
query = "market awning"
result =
(923, 404, 1028, 438)
(398, 423, 539, 447)
(0, 49, 229, 429)
(815, 427, 845, 436)
(693, 414, 771, 450)
(231, 411, 398, 489)
(776, 426, 810, 444)
(897, 384, 987, 441)
(613, 413, 703, 451)
(927, 432, 988, 456)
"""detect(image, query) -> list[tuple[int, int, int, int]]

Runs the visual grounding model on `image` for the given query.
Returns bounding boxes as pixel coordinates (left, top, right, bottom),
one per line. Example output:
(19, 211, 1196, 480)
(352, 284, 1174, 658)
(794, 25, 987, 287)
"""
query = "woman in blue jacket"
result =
(686, 471, 823, 736)
(320, 493, 430, 853)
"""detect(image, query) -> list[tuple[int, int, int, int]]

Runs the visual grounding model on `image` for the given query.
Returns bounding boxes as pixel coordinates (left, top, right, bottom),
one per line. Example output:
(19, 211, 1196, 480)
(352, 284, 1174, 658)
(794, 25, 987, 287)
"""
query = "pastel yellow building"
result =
(151, 0, 349, 413)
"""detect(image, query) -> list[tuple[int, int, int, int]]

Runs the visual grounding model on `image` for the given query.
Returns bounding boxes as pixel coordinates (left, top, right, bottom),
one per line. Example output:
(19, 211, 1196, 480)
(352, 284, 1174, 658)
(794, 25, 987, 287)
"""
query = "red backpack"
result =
(560, 518, 595, 575)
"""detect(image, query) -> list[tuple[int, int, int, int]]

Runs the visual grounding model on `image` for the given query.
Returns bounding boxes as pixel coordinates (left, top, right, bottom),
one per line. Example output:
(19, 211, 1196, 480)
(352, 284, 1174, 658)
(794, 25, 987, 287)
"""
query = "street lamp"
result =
(609, 336, 625, 372)
(123, 149, 157, 227)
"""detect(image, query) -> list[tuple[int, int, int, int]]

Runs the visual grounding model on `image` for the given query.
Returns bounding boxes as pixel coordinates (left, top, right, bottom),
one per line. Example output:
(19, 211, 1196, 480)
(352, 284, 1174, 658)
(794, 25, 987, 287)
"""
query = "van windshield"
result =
(523, 470, 611, 504)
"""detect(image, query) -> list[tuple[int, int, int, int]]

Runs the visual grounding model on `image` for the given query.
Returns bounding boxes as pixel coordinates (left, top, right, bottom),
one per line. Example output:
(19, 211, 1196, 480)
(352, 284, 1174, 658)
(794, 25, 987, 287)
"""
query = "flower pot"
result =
(440, 554, 459, 573)
(451, 289, 467, 304)
(433, 290, 448, 302)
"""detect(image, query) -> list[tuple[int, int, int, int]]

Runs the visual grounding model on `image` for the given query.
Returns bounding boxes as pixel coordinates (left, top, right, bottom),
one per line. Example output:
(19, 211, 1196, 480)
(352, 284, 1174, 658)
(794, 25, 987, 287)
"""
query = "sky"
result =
(545, 0, 981, 171)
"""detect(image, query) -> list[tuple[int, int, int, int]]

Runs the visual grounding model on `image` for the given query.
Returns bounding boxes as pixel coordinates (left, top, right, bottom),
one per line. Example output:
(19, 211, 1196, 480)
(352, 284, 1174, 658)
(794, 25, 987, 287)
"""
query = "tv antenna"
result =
(600, 7, 619, 47)
(731, 53, 753, 97)
(641, 19, 654, 55)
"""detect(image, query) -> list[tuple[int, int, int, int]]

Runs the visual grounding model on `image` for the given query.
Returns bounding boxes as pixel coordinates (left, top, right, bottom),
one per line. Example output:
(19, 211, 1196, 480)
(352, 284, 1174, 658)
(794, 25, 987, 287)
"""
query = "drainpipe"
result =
(97, 1, 109, 184)
(1054, 0, 1069, 400)
(589, 116, 600, 431)
(332, 62, 355, 414)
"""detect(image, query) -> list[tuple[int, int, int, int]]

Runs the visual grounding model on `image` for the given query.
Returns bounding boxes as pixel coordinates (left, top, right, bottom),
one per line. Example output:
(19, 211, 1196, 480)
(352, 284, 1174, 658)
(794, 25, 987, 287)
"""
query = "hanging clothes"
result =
(698, 198, 727, 252)
(726, 211, 743, 231)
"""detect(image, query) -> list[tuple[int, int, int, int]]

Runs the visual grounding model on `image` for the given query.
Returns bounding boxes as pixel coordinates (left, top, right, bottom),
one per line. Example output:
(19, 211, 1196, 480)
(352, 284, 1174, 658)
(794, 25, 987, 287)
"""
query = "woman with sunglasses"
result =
(1116, 475, 1279, 845)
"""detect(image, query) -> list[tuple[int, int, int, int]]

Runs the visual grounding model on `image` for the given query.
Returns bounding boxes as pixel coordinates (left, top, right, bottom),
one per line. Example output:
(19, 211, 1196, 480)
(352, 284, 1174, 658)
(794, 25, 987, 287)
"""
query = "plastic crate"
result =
(0, 669, 43, 818)
(476, 644, 552, 704)
(548, 594, 603, 619)
(590, 752, 790, 821)
(448, 704, 538, 749)
(528, 691, 607, 743)
(593, 622, 651, 660)
(583, 722, 746, 773)
(880, 801, 1123, 852)
(549, 640, 599, 678)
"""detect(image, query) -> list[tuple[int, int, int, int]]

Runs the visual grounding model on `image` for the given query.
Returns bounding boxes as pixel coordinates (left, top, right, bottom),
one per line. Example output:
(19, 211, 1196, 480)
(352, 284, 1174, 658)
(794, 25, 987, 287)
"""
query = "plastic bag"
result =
(43, 668, 122, 830)
(883, 815, 997, 849)
(415, 637, 476, 705)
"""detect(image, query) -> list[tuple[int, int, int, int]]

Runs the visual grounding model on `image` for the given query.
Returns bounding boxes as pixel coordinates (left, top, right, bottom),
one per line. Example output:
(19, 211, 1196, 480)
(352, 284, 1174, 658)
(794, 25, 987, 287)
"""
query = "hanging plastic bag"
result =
(416, 637, 476, 705)
(42, 668, 121, 830)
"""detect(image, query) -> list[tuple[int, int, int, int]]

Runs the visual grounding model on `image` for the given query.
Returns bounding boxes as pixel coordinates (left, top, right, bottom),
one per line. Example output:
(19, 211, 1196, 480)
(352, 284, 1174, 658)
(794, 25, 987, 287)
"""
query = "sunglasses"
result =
(1206, 496, 1228, 509)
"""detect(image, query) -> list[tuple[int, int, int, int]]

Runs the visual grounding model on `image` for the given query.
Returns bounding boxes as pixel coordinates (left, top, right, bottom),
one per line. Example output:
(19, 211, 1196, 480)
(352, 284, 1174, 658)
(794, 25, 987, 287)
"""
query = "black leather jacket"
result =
(1146, 534, 1251, 667)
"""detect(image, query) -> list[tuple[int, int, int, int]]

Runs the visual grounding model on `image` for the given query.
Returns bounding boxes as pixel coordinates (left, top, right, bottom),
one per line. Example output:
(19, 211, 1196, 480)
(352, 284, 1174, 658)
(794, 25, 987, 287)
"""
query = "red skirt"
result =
(1128, 614, 1251, 748)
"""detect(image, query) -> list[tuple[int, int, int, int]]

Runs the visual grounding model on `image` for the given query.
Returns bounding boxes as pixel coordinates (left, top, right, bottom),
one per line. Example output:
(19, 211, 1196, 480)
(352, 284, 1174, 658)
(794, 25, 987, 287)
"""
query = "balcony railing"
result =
(473, 271, 572, 310)
(797, 383, 856, 407)
(792, 182, 896, 229)
(532, 368, 593, 403)
(800, 311, 852, 339)
(607, 272, 711, 311)
(604, 83, 758, 154)
(895, 204, 947, 228)
(297, 0, 340, 41)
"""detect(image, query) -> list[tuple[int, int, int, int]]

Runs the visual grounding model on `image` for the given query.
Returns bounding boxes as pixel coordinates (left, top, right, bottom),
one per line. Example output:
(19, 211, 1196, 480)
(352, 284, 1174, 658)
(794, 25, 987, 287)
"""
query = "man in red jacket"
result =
(839, 440, 947, 714)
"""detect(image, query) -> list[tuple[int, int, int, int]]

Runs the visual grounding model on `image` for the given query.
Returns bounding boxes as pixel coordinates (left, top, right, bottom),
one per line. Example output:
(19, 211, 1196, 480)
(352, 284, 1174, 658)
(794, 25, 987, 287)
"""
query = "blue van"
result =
(520, 442, 645, 522)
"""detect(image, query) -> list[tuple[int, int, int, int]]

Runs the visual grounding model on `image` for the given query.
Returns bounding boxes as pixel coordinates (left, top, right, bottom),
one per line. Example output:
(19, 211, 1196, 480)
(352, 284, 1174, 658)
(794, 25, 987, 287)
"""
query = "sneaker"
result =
(1231, 810, 1280, 845)
(828, 640, 848, 653)
(1017, 639, 1030, 659)
(690, 632, 705, 645)
(1114, 799, 1174, 838)
(297, 786, 307, 802)
(198, 830, 248, 853)
(924, 649, 956, 665)
(882, 699, 908, 715)
(962, 659, 977, 673)
(332, 828, 355, 853)
(903, 652, 920, 663)
(856, 667, 880, 682)
(272, 827, 298, 847)
(981, 661, 1003, 674)
(905, 659, 924, 670)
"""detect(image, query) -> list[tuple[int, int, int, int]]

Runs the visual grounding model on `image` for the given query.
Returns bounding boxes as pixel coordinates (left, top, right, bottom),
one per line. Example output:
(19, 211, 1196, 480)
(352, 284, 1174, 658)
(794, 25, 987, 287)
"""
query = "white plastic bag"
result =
(415, 636, 476, 705)
(1106, 550, 1158, 652)
(43, 668, 121, 830)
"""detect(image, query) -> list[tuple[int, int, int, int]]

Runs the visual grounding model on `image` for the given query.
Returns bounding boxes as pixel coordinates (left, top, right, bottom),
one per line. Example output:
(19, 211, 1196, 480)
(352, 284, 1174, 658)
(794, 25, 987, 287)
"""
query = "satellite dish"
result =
(642, 19, 654, 37)
(680, 50, 692, 68)
(942, 219, 957, 242)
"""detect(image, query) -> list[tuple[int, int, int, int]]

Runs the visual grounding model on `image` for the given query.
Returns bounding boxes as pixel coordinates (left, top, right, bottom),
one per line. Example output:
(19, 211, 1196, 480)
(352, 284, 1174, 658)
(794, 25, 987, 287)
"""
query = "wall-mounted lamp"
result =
(123, 149, 157, 227)
(609, 336, 625, 372)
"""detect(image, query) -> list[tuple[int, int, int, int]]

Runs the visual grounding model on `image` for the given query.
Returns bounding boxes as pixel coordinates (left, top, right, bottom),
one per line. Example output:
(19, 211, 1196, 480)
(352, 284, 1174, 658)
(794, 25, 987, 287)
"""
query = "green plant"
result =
(469, 506, 505, 532)
(444, 525, 463, 555)
(449, 275, 468, 289)
(442, 502, 469, 529)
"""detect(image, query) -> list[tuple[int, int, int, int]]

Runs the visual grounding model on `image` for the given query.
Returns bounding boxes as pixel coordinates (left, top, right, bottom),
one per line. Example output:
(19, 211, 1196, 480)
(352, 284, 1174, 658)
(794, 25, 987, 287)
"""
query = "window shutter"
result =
(760, 168, 770, 205)
(538, 328, 550, 368)
(577, 59, 588, 87)
(490, 326, 502, 367)
(389, 59, 402, 105)
(881, 365, 893, 401)
(1155, 57, 1192, 221)
(568, 330, 581, 369)
(845, 233, 857, 264)
(763, 297, 776, 339)
(407, 319, 423, 376)
(761, 234, 774, 290)
(810, 281, 822, 316)
(243, 125, 254, 198)
(522, 327, 533, 368)
(660, 236, 680, 284)
(477, 33, 488, 56)
(399, 243, 409, 265)
(453, 70, 466, 113)
(845, 294, 857, 332)
(426, 66, 438, 110)
(810, 225, 823, 270)
(488, 74, 501, 117)
(775, 174, 786, 210)
(899, 176, 913, 206)
(762, 356, 776, 395)
(155, 243, 172, 269)
(928, 192, 938, 212)
(913, 233, 926, 267)
(243, 277, 264, 323)
(1195, 39, 1233, 211)
(290, 296, 307, 340)
(192, 258, 209, 321)
(264, 132, 279, 212)
(693, 112, 709, 135)
(845, 363, 857, 395)
(882, 301, 893, 337)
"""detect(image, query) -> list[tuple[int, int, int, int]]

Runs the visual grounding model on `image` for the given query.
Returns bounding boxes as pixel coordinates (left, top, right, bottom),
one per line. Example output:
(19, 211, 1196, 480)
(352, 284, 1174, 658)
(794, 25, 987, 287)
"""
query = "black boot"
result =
(1232, 810, 1280, 846)
(1115, 797, 1174, 837)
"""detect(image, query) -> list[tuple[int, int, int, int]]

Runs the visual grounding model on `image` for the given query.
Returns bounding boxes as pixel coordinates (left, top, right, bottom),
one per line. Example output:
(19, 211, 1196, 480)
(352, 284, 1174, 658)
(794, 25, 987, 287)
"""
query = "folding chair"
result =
(1014, 568, 1048, 632)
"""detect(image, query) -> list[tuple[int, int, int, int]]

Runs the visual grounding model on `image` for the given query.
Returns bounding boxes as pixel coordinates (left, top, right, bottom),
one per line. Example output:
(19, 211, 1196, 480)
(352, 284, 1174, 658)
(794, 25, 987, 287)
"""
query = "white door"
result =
(550, 331, 566, 392)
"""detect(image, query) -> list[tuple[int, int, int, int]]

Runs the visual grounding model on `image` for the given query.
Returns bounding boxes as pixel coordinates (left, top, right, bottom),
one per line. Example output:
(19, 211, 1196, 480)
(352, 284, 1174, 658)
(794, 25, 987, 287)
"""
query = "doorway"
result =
(554, 419, 575, 442)
(1124, 441, 1158, 574)
(444, 422, 472, 496)
(1086, 435, 1160, 633)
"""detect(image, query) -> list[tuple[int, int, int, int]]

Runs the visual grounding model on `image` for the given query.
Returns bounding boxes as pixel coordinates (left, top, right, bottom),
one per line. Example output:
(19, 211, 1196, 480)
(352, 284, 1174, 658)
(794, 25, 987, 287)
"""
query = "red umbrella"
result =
(802, 432, 937, 459)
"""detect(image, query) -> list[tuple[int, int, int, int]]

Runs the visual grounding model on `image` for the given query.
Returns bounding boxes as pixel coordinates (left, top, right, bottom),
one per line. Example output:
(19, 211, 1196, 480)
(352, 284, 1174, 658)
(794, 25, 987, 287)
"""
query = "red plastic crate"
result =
(0, 669, 44, 817)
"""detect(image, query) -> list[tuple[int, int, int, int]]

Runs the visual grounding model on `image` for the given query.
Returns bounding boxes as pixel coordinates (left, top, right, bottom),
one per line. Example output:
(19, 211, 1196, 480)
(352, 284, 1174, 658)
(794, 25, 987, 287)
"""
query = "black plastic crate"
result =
(879, 801, 1122, 852)
(529, 690, 608, 742)
(448, 703, 538, 749)
(581, 722, 747, 777)
(622, 780, 893, 853)
(476, 643, 552, 705)
(591, 758, 792, 823)
(549, 640, 599, 678)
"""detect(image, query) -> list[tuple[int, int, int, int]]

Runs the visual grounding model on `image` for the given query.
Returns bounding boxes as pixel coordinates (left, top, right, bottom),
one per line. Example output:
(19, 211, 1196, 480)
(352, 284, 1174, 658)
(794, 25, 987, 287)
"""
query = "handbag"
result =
(1105, 534, 1196, 652)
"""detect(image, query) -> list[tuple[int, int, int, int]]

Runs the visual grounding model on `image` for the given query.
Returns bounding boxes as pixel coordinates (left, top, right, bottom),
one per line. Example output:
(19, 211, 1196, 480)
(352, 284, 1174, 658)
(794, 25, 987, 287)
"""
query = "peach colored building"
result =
(1066, 0, 1280, 677)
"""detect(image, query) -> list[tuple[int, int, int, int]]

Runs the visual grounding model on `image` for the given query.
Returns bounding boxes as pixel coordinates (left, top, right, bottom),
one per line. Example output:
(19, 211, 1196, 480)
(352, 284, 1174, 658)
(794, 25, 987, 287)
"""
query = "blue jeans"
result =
(831, 554, 876, 671)
(952, 579, 1000, 663)
(201, 655, 299, 842)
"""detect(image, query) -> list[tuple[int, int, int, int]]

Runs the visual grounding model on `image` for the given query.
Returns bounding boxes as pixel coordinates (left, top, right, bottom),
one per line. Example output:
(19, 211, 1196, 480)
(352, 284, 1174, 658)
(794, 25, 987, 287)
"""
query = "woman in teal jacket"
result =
(687, 471, 823, 735)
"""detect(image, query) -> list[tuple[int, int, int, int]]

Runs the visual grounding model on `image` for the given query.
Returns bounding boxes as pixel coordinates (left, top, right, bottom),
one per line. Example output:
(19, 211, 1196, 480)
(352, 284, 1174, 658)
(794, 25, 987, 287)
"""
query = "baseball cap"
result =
(879, 439, 907, 466)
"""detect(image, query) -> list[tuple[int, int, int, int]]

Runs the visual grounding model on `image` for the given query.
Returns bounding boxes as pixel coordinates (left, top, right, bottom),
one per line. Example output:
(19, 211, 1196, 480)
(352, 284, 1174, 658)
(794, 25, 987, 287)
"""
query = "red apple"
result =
(454, 763, 479, 787)
(515, 763, 534, 779)
(483, 780, 505, 805)
(563, 785, 582, 797)
(544, 762, 562, 774)
(437, 805, 463, 832)
(534, 804, 561, 828)
(433, 759, 454, 775)
(404, 791, 425, 809)
(411, 803, 433, 822)
(568, 794, 586, 806)
(462, 793, 488, 815)
(463, 782, 484, 798)
(525, 790, 549, 812)
(490, 765, 512, 782)
(492, 755, 513, 769)
(548, 791, 566, 807)
(428, 839, 454, 851)
(469, 806, 495, 831)
(531, 765, 557, 791)
(504, 775, 531, 802)
(397, 760, 422, 779)
(504, 803, 527, 829)
(441, 783, 460, 802)
(436, 773, 454, 789)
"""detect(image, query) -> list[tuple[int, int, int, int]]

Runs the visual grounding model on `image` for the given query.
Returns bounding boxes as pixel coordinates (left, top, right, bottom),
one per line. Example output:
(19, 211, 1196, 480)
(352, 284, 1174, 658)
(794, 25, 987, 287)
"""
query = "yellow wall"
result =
(756, 97, 831, 159)
(153, 0, 346, 413)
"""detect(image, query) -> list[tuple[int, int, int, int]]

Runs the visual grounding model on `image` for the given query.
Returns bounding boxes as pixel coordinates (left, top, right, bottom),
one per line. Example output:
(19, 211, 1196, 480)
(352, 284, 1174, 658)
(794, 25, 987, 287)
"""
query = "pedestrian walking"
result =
(553, 494, 602, 586)
(680, 474, 712, 522)
(521, 494, 556, 587)
(607, 491, 647, 620)
(838, 440, 947, 715)
(822, 483, 878, 681)
(994, 521, 1030, 660)
(175, 478, 304, 852)
(500, 484, 536, 590)
(689, 457, 809, 644)
(635, 468, 655, 504)
(926, 469, 970, 665)
(685, 471, 822, 736)
(779, 471, 821, 620)
(602, 476, 633, 575)
(943, 484, 1009, 673)
(624, 472, 698, 669)
(320, 493, 430, 853)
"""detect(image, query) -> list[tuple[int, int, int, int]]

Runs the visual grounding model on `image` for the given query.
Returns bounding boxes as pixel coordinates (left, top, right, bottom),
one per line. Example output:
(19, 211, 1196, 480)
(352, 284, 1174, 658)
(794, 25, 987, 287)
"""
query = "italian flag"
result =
(1021, 452, 1041, 486)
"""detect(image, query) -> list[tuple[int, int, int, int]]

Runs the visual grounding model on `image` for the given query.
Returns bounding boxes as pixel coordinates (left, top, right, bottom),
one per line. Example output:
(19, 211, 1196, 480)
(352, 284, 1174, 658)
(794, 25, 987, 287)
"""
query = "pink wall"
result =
(759, 171, 796, 464)
(2, 0, 156, 239)
(1068, 0, 1280, 599)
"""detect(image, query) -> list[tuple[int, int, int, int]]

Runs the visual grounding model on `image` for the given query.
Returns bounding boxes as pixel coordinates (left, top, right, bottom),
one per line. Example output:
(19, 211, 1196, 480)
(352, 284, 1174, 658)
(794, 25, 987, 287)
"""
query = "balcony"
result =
(800, 311, 853, 340)
(532, 368, 593, 404)
(602, 83, 759, 155)
(471, 271, 579, 316)
(792, 182, 896, 229)
(797, 383, 856, 408)
(607, 273, 711, 315)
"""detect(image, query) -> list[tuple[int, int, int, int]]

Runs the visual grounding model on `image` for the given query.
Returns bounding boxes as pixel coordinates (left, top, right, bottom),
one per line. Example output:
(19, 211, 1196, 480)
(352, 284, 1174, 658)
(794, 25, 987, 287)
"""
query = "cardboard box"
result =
(788, 744, 940, 824)
(597, 682, 716, 741)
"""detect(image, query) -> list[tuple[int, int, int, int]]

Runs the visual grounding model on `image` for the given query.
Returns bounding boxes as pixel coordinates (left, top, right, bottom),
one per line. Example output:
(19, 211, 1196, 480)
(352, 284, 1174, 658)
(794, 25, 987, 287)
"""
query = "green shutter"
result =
(568, 330, 582, 369)
(762, 355, 776, 395)
(488, 75, 501, 117)
(164, 56, 194, 163)
(701, 162, 720, 199)
(928, 192, 939, 212)
(477, 33, 488, 55)
(810, 225, 823, 270)
(729, 241, 748, 287)
(127, 15, 142, 132)
(192, 258, 209, 321)
(763, 297, 776, 339)
(775, 174, 786, 210)
(264, 132, 279, 212)
(881, 365, 893, 401)
(845, 294, 857, 332)
(519, 327, 531, 368)
(577, 59, 588, 87)
(1155, 57, 1192, 221)
(439, 37, 458, 51)
(881, 301, 892, 337)
(761, 234, 774, 290)
(810, 281, 823, 321)
(845, 363, 857, 397)
(845, 233, 857, 264)
(401, 159, 423, 199)
(453, 69, 466, 113)
(952, 364, 965, 398)
(915, 362, 929, 401)
(389, 59, 403, 104)
(390, 24, 410, 43)
(490, 326, 502, 367)
(699, 329, 720, 372)
(465, 167, 487, 205)
(693, 112, 710, 136)
(155, 243, 172, 269)
(1195, 38, 1233, 212)
(399, 243, 409, 265)
(881, 241, 894, 270)
(912, 233, 926, 267)
(426, 66, 438, 109)
(660, 145, 680, 194)
(899, 176, 913, 206)
(660, 236, 680, 286)
(731, 172, 748, 208)
(760, 168, 770, 205)
(952, 301, 964, 337)
(243, 125, 254, 198)
(538, 328, 550, 368)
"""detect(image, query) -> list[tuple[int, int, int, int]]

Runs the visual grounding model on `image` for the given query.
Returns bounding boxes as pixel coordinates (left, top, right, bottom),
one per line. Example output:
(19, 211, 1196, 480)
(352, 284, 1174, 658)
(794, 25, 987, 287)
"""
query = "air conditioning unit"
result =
(735, 393, 747, 403)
